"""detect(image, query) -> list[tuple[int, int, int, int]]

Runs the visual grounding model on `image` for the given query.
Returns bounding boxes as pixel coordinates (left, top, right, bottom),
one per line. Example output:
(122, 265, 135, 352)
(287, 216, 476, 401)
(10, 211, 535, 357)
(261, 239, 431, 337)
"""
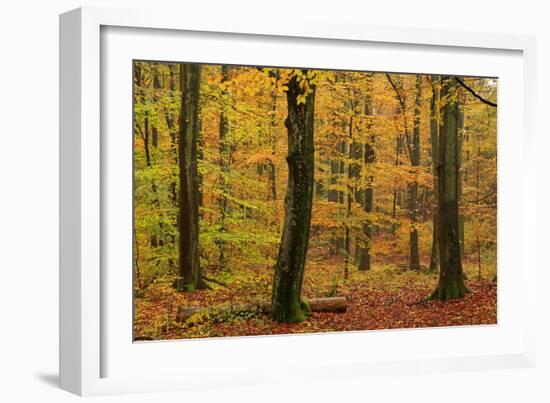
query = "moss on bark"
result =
(429, 78, 466, 301)
(271, 72, 316, 323)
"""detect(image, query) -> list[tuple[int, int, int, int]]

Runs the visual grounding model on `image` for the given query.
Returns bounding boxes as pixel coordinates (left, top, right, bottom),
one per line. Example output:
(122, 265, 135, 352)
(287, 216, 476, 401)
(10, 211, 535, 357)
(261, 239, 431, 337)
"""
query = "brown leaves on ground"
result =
(134, 263, 497, 341)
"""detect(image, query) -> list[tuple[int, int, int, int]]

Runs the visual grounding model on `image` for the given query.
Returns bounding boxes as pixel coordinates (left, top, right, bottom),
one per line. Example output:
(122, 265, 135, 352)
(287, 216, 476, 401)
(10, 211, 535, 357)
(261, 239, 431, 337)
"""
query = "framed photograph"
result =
(60, 6, 536, 396)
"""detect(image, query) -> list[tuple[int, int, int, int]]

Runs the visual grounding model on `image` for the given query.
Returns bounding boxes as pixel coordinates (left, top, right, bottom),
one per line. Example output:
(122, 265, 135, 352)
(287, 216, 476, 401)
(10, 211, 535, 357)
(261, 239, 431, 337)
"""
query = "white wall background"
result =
(0, 1, 547, 402)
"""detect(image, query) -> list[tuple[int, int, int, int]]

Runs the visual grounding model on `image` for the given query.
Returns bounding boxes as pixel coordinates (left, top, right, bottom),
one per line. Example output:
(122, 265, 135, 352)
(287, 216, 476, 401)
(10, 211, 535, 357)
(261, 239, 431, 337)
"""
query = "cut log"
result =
(175, 297, 348, 323)
(308, 297, 347, 313)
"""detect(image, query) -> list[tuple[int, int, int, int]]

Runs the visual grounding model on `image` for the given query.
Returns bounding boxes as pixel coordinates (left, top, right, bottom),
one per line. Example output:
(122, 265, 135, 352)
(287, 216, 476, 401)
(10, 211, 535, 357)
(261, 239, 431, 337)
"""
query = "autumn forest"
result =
(133, 61, 497, 340)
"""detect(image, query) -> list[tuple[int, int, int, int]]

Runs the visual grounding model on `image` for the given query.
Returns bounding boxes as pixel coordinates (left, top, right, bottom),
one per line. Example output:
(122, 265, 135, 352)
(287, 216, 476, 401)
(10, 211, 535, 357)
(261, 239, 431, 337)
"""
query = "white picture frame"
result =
(60, 6, 537, 396)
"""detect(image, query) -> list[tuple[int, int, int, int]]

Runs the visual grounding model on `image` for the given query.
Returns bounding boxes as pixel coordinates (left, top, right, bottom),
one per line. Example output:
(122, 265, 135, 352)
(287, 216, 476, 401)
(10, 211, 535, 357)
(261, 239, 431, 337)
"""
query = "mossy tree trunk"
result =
(271, 72, 316, 323)
(408, 75, 422, 270)
(176, 63, 204, 292)
(429, 76, 440, 272)
(429, 78, 466, 300)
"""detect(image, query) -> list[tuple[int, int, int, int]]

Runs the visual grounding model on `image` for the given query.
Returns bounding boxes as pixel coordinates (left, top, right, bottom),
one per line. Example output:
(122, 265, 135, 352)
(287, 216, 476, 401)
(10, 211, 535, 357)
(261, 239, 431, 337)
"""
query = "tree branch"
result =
(386, 74, 413, 164)
(465, 187, 497, 204)
(454, 77, 497, 107)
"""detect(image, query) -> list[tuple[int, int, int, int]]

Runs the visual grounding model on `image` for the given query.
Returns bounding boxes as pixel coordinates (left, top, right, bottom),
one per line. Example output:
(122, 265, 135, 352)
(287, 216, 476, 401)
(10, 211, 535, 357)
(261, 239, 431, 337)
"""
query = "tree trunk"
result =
(408, 76, 422, 270)
(391, 111, 402, 235)
(150, 65, 163, 248)
(217, 65, 231, 265)
(268, 83, 278, 200)
(457, 102, 465, 259)
(429, 78, 466, 300)
(429, 76, 440, 272)
(151, 66, 161, 148)
(271, 72, 316, 323)
(356, 85, 374, 271)
(475, 123, 482, 280)
(143, 115, 151, 167)
(165, 64, 178, 268)
(176, 63, 204, 292)
(328, 140, 345, 254)
(344, 115, 360, 280)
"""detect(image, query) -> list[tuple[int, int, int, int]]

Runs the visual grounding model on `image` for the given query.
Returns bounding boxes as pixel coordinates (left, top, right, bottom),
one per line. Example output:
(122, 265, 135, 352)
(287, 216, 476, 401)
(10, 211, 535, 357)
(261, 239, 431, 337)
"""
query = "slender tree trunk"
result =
(133, 228, 142, 291)
(150, 65, 163, 248)
(271, 72, 316, 323)
(151, 66, 161, 148)
(429, 76, 441, 272)
(267, 78, 279, 201)
(197, 116, 205, 213)
(165, 64, 177, 143)
(143, 115, 151, 167)
(176, 63, 204, 292)
(356, 84, 374, 271)
(344, 115, 359, 280)
(165, 64, 178, 268)
(429, 78, 466, 300)
(475, 118, 482, 280)
(408, 76, 422, 270)
(328, 139, 345, 254)
(457, 102, 465, 259)
(391, 114, 401, 235)
(217, 65, 231, 265)
(387, 75, 408, 236)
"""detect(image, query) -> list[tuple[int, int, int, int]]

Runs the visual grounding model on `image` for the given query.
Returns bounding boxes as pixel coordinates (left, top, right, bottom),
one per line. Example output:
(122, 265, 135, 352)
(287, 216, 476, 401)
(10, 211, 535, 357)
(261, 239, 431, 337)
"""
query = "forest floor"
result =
(134, 249, 497, 341)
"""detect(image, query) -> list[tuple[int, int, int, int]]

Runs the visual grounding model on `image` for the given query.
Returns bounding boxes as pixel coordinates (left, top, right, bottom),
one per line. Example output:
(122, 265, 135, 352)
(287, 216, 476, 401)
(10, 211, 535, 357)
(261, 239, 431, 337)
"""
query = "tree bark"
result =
(457, 102, 465, 259)
(328, 140, 346, 254)
(271, 72, 316, 323)
(344, 115, 359, 280)
(408, 76, 422, 270)
(165, 64, 178, 268)
(356, 84, 374, 271)
(216, 65, 231, 265)
(268, 81, 278, 200)
(429, 76, 441, 272)
(151, 65, 161, 148)
(429, 78, 466, 300)
(176, 63, 204, 292)
(150, 65, 163, 248)
(475, 119, 482, 280)
(391, 109, 402, 235)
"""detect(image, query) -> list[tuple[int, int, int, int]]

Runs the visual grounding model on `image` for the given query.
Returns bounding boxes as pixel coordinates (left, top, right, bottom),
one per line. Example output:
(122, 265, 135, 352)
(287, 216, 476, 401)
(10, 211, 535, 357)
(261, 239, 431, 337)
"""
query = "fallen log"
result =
(176, 297, 348, 323)
(308, 297, 348, 313)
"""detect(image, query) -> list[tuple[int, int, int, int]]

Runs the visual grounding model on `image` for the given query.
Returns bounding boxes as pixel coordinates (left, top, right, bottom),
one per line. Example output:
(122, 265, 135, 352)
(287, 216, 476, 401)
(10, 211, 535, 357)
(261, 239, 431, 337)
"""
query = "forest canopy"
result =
(133, 61, 497, 340)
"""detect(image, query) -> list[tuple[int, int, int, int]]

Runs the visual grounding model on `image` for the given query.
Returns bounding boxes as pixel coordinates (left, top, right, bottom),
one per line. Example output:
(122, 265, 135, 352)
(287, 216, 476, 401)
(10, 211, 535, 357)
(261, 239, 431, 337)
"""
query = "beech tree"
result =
(271, 71, 316, 322)
(176, 63, 204, 291)
(216, 65, 232, 265)
(429, 75, 440, 272)
(408, 75, 422, 270)
(356, 79, 374, 271)
(429, 77, 467, 300)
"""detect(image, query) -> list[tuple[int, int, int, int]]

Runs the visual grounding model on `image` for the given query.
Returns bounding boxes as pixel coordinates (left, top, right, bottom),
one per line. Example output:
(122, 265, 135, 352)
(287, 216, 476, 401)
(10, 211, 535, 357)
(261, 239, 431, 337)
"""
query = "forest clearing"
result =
(133, 61, 497, 340)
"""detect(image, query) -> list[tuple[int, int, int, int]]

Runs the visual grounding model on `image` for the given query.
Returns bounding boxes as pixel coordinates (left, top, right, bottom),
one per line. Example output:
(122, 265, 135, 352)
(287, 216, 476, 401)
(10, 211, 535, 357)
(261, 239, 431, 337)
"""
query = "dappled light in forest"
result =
(133, 61, 497, 341)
